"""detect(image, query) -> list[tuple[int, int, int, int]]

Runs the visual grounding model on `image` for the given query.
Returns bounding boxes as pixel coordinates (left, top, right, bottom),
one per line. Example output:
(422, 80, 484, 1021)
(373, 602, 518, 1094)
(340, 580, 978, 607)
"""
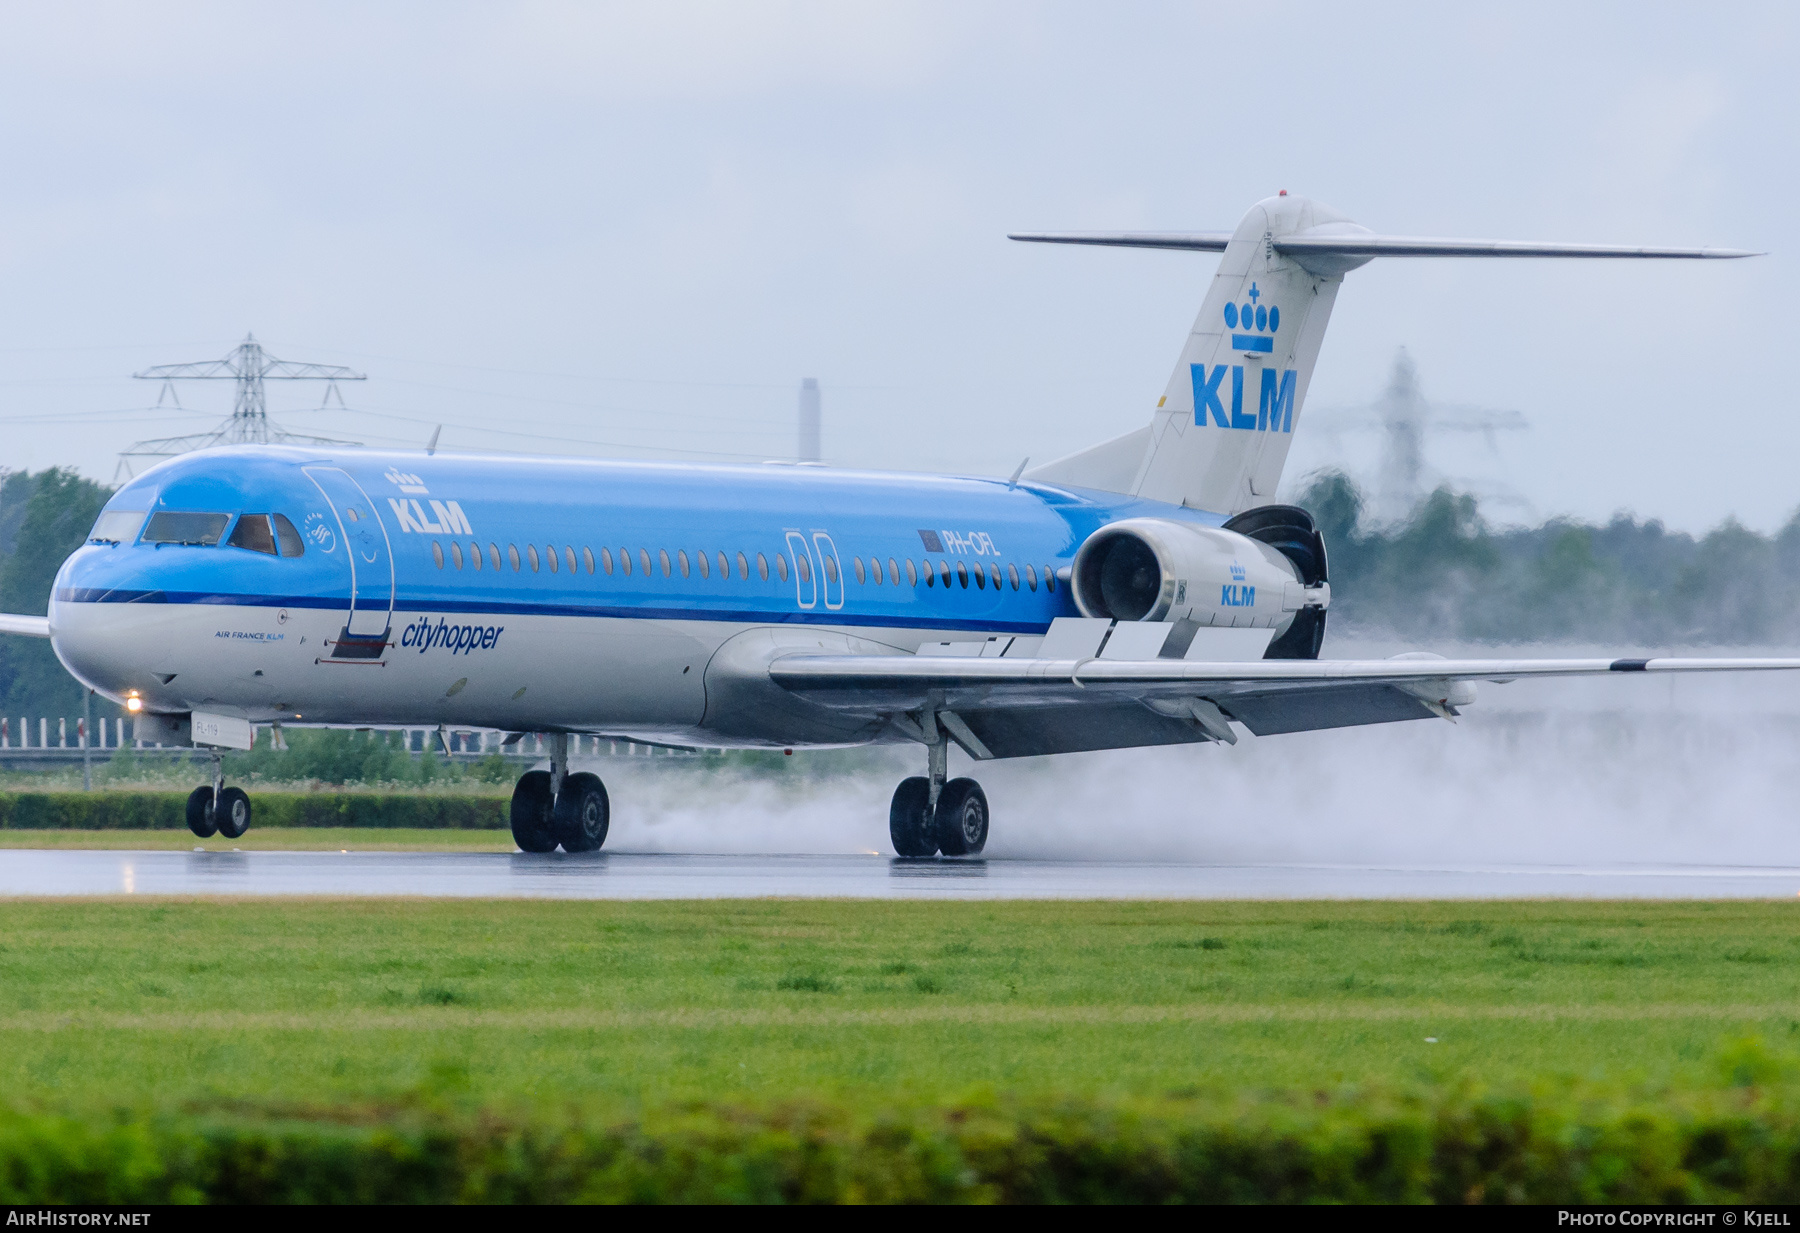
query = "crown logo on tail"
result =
(1224, 282, 1279, 353)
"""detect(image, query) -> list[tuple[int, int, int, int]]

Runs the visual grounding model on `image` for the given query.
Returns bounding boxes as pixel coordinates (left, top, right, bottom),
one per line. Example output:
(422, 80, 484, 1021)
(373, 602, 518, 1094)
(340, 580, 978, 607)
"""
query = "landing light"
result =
(125, 694, 142, 713)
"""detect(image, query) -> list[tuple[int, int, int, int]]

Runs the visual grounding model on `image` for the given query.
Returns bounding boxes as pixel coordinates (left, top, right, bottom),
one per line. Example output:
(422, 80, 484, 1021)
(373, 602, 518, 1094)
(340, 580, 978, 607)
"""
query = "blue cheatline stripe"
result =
(1231, 334, 1274, 353)
(55, 588, 1057, 637)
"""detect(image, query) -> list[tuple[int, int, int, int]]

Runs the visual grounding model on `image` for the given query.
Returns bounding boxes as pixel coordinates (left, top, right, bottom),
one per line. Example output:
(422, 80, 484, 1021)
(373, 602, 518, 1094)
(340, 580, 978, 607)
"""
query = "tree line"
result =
(1297, 470, 1800, 646)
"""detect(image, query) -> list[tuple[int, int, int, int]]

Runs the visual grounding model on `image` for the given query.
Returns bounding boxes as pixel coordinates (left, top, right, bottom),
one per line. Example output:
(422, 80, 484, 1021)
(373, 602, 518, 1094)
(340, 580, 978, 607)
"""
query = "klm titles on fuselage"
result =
(1191, 281, 1296, 433)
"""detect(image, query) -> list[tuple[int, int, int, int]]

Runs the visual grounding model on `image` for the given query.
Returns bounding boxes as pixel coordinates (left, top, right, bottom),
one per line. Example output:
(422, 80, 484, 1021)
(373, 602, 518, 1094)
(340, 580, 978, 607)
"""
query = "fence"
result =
(0, 719, 718, 765)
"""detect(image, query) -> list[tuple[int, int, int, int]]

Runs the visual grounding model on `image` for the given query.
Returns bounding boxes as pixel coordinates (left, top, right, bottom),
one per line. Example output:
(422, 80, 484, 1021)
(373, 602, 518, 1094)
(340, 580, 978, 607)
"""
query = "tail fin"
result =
(1016, 195, 1756, 514)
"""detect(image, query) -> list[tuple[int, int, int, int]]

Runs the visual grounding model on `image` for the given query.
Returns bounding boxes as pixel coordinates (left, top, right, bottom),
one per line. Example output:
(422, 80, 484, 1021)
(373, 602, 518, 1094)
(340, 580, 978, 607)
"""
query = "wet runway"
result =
(2, 849, 1800, 899)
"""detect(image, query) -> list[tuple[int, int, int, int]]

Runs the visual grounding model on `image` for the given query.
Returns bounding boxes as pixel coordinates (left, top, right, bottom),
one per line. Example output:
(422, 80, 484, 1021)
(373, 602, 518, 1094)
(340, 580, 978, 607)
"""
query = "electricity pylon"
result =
(115, 335, 366, 479)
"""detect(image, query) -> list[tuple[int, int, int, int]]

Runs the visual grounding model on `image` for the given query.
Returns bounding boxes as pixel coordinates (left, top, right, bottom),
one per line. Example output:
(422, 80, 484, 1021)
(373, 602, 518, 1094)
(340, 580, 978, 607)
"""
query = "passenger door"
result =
(812, 531, 844, 610)
(785, 530, 818, 610)
(302, 467, 396, 644)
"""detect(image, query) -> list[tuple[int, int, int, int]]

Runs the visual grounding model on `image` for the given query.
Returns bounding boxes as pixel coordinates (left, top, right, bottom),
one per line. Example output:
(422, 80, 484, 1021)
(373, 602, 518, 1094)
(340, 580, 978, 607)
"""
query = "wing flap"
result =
(769, 652, 1800, 755)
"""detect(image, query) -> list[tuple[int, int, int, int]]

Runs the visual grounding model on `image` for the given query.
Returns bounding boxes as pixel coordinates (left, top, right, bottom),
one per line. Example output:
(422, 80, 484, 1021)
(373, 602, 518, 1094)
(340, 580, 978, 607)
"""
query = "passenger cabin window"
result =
(583, 547, 596, 575)
(794, 553, 809, 584)
(431, 541, 444, 568)
(508, 544, 522, 571)
(1045, 565, 1058, 592)
(226, 514, 278, 555)
(528, 545, 541, 572)
(678, 550, 690, 578)
(621, 548, 632, 576)
(142, 511, 231, 546)
(546, 544, 557, 573)
(639, 549, 652, 576)
(659, 550, 672, 578)
(738, 552, 749, 580)
(602, 547, 615, 575)
(451, 541, 464, 569)
(853, 557, 865, 585)
(488, 543, 501, 570)
(696, 550, 709, 579)
(938, 561, 952, 587)
(906, 559, 918, 586)
(1026, 564, 1038, 591)
(88, 510, 146, 545)
(756, 553, 769, 581)
(776, 554, 789, 583)
(469, 541, 481, 570)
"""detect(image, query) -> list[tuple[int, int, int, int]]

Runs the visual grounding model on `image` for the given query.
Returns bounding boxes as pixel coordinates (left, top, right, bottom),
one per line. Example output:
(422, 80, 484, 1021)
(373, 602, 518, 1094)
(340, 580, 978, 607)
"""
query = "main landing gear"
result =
(186, 750, 251, 840)
(511, 732, 611, 854)
(888, 722, 988, 858)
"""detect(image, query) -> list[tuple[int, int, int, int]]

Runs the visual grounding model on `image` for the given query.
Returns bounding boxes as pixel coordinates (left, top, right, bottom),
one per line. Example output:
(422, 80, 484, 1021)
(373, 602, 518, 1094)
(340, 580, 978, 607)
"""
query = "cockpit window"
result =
(88, 511, 145, 544)
(142, 512, 231, 546)
(272, 514, 304, 557)
(227, 515, 278, 555)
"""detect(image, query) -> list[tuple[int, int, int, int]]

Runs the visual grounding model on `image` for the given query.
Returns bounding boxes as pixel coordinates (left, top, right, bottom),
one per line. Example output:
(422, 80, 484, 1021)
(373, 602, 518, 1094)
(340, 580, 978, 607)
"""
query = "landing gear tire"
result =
(185, 786, 218, 839)
(215, 786, 252, 839)
(889, 776, 936, 857)
(555, 772, 610, 852)
(933, 778, 988, 857)
(510, 770, 558, 853)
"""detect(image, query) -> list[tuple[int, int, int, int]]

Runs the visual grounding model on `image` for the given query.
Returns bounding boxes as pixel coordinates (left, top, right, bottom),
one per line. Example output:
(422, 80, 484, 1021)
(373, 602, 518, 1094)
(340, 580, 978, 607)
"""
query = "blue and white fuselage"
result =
(52, 447, 1231, 745)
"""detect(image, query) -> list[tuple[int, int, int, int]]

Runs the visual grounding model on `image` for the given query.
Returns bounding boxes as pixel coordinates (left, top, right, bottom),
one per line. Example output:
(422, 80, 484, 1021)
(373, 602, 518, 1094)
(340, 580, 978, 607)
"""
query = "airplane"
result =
(0, 191, 1787, 857)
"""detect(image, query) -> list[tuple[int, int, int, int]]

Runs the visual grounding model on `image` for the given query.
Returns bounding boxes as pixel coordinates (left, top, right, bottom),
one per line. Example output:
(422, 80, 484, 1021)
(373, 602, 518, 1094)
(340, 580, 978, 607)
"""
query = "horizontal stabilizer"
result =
(1009, 231, 1759, 260)
(0, 613, 50, 638)
(1008, 231, 1231, 251)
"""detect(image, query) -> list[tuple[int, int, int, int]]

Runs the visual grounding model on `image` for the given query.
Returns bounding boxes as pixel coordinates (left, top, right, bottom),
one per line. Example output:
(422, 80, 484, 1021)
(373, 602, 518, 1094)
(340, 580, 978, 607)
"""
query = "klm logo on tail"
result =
(1191, 362, 1296, 433)
(1224, 282, 1278, 353)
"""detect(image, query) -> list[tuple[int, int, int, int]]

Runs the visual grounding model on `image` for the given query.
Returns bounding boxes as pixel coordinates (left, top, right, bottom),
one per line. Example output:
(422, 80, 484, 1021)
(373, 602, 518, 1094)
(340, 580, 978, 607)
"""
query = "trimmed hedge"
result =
(5, 1086, 1800, 1203)
(0, 792, 506, 830)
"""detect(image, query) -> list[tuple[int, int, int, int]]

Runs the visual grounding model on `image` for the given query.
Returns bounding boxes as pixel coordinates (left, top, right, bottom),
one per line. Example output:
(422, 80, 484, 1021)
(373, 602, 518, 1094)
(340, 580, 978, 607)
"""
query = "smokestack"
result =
(798, 378, 821, 463)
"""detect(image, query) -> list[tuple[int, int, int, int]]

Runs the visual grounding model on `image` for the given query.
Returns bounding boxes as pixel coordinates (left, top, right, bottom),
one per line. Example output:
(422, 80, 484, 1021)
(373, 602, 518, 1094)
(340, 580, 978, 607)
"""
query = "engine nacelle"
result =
(1071, 517, 1325, 629)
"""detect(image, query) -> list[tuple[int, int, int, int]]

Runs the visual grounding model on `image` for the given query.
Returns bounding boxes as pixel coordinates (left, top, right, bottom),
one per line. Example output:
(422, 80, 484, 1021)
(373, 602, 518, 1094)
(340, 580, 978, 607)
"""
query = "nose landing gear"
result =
(510, 733, 611, 854)
(186, 751, 251, 840)
(888, 717, 988, 858)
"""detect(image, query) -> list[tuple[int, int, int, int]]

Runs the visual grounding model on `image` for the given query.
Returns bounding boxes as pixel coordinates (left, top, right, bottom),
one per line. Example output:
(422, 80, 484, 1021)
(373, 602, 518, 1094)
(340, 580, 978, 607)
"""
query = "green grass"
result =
(2, 899, 1799, 1111)
(0, 828, 516, 850)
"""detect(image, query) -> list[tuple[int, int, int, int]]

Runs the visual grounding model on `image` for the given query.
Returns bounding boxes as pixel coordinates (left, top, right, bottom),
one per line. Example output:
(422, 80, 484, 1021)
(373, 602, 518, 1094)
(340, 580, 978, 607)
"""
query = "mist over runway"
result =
(8, 849, 1800, 901)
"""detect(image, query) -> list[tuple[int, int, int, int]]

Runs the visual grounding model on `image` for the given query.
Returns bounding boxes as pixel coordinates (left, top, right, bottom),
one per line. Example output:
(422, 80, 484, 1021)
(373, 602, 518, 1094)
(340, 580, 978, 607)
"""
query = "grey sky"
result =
(0, 1, 1791, 532)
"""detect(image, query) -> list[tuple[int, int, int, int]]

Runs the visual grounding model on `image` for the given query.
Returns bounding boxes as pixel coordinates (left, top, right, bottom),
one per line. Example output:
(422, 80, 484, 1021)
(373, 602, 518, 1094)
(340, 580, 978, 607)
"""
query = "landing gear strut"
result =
(510, 733, 610, 854)
(888, 715, 988, 857)
(187, 749, 251, 840)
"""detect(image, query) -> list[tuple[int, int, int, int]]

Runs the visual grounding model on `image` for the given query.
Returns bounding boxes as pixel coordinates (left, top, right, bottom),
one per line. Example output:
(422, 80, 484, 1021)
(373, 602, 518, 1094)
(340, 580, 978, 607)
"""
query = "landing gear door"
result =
(784, 530, 818, 610)
(302, 467, 396, 648)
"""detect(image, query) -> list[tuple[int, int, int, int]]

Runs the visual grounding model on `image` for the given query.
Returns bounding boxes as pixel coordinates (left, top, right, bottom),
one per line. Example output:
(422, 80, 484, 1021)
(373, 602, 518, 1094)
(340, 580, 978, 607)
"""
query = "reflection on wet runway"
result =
(2, 848, 1799, 900)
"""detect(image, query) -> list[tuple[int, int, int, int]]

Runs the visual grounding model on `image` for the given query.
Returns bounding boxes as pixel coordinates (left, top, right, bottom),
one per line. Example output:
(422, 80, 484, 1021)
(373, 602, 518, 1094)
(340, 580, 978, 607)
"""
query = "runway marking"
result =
(2, 1002, 1796, 1033)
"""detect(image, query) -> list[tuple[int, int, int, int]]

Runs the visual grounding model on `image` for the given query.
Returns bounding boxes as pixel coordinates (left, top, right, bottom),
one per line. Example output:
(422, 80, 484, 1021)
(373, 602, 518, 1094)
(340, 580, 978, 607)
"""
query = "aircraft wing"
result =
(0, 613, 50, 638)
(768, 653, 1800, 759)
